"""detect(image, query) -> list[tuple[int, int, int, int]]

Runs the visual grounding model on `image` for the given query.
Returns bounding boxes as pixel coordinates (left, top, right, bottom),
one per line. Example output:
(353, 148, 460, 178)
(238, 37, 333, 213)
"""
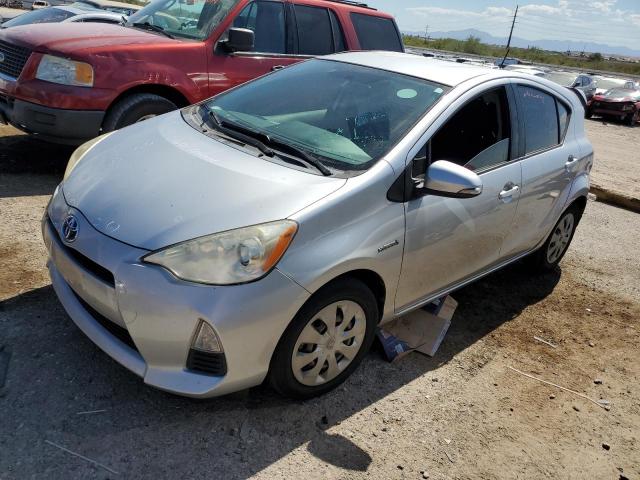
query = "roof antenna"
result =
(500, 5, 519, 68)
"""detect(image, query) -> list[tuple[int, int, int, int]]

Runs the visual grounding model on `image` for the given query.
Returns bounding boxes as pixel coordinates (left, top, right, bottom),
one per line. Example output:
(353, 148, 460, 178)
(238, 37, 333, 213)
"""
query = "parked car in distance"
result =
(0, 0, 403, 145)
(44, 53, 593, 399)
(588, 88, 640, 125)
(1, 5, 123, 28)
(495, 57, 520, 67)
(31, 0, 49, 8)
(544, 71, 597, 100)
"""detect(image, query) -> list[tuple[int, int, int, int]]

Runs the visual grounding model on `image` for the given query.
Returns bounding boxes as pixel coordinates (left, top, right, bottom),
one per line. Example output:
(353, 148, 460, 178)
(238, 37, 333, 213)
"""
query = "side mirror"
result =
(224, 28, 254, 53)
(420, 160, 483, 198)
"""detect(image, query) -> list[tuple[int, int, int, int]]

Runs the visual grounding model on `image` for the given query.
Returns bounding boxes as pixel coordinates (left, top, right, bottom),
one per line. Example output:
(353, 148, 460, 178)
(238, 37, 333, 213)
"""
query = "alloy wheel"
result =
(291, 300, 366, 386)
(546, 213, 575, 264)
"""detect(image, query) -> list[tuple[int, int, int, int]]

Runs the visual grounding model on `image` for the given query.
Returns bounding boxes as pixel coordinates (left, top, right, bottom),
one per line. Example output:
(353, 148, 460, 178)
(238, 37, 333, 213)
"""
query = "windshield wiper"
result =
(205, 109, 331, 176)
(206, 109, 276, 158)
(130, 22, 174, 39)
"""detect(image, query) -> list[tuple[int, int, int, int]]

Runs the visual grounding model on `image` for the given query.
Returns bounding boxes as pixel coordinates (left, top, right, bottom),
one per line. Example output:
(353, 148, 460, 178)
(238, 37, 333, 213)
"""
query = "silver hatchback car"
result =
(43, 52, 593, 399)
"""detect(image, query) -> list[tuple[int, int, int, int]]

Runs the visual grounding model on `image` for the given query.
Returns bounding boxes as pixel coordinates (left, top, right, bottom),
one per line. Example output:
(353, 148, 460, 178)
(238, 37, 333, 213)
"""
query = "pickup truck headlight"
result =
(64, 132, 113, 180)
(36, 54, 94, 87)
(621, 104, 633, 111)
(143, 221, 298, 285)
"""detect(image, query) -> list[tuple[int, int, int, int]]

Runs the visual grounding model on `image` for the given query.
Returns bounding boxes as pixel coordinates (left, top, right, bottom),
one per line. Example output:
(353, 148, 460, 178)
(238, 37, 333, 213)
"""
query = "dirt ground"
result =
(0, 123, 639, 480)
(585, 118, 640, 199)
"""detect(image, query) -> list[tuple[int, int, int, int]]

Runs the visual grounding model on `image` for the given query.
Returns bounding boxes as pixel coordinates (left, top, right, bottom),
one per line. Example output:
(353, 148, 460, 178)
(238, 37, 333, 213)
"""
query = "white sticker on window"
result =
(397, 89, 418, 99)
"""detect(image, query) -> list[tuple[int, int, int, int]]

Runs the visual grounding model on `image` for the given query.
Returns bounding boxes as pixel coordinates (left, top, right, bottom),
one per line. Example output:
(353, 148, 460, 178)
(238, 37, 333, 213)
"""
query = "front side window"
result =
(232, 1, 286, 53)
(350, 13, 403, 52)
(200, 59, 448, 172)
(517, 85, 560, 154)
(294, 5, 333, 56)
(418, 87, 512, 172)
(127, 0, 241, 40)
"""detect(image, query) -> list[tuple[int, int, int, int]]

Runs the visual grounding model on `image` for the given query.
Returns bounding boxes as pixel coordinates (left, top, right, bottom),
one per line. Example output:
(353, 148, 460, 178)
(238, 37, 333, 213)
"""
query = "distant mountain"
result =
(404, 28, 640, 58)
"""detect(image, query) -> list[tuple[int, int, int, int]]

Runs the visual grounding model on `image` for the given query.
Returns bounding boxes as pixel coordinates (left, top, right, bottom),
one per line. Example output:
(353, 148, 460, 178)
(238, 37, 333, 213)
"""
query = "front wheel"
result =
(269, 279, 378, 399)
(102, 93, 177, 132)
(528, 206, 580, 272)
(626, 110, 638, 127)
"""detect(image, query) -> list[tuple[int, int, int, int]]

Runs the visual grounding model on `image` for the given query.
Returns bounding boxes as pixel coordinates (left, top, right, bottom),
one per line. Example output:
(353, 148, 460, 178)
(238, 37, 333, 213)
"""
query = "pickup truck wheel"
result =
(269, 278, 378, 400)
(528, 205, 581, 273)
(626, 110, 638, 126)
(103, 93, 177, 132)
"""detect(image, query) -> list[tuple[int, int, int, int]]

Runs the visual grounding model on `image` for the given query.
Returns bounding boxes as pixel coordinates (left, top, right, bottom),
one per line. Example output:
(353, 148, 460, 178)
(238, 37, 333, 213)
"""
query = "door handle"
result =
(498, 183, 520, 201)
(565, 155, 578, 171)
(271, 65, 285, 71)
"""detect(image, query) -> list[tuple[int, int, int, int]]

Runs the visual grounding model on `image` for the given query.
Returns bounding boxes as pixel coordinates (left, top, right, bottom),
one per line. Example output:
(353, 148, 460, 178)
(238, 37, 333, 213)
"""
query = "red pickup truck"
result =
(0, 0, 402, 144)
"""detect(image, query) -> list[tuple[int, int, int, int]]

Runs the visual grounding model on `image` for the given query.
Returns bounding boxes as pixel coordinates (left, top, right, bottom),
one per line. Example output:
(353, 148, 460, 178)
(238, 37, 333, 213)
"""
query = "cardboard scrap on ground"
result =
(377, 295, 458, 362)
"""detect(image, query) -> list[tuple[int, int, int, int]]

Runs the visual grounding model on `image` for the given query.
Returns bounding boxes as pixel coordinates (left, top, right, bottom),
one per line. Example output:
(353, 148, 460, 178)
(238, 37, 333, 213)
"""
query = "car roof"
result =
(323, 51, 497, 87)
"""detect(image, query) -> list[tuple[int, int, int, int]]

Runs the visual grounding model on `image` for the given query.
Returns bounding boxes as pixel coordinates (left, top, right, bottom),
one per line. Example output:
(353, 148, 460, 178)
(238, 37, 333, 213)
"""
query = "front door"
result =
(395, 86, 522, 313)
(208, 0, 301, 96)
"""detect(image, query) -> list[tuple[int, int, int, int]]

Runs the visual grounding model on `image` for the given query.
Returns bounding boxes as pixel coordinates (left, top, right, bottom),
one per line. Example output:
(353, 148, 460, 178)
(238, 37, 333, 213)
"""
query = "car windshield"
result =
(602, 88, 640, 99)
(596, 78, 627, 90)
(201, 59, 448, 172)
(127, 0, 240, 40)
(2, 7, 75, 27)
(544, 72, 577, 86)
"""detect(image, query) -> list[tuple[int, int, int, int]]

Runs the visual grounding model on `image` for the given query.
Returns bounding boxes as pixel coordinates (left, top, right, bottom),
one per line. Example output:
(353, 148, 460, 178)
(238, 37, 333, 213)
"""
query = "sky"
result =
(365, 0, 640, 51)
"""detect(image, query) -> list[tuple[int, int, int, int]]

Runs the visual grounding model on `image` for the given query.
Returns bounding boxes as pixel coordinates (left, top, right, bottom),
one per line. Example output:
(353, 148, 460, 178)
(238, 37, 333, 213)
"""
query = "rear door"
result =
(500, 82, 577, 257)
(208, 0, 300, 96)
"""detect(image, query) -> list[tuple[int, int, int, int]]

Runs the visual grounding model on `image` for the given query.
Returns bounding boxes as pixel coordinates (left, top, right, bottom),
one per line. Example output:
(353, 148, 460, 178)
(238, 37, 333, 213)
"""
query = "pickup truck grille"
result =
(0, 40, 31, 79)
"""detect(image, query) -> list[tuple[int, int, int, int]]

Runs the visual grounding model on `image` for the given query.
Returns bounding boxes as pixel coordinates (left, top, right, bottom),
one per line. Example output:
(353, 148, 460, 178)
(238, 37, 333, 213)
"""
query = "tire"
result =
(102, 93, 177, 132)
(584, 108, 593, 119)
(269, 278, 378, 400)
(528, 205, 582, 273)
(626, 110, 638, 127)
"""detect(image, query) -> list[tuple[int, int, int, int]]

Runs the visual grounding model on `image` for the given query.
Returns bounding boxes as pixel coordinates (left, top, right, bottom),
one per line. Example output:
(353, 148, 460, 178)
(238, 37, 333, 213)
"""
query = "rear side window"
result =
(350, 13, 403, 52)
(517, 86, 560, 154)
(294, 5, 333, 55)
(557, 101, 570, 142)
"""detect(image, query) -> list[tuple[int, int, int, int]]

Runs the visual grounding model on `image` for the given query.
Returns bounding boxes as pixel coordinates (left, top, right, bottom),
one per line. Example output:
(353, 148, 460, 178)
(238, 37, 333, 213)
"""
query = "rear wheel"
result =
(269, 278, 378, 399)
(102, 93, 177, 132)
(528, 205, 581, 272)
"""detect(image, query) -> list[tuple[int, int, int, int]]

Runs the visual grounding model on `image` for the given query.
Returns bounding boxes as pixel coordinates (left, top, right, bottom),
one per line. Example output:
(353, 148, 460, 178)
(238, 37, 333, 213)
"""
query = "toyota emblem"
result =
(62, 215, 79, 243)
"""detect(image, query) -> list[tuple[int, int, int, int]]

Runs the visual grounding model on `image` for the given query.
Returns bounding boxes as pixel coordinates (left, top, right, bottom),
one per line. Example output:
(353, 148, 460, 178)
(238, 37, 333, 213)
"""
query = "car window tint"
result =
(557, 101, 570, 142)
(350, 13, 402, 52)
(294, 5, 333, 55)
(517, 86, 560, 154)
(425, 87, 511, 172)
(233, 1, 285, 54)
(329, 9, 346, 52)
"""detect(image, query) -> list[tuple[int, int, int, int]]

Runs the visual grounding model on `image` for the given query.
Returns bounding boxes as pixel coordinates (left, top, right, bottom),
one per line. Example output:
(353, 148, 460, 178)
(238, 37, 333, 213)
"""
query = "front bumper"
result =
(0, 96, 104, 145)
(43, 188, 310, 397)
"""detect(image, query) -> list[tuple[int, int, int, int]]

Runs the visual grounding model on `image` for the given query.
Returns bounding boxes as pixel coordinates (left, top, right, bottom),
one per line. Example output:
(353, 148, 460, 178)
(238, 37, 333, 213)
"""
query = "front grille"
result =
(0, 40, 31, 79)
(187, 349, 227, 376)
(71, 289, 139, 353)
(594, 102, 625, 111)
(49, 218, 115, 287)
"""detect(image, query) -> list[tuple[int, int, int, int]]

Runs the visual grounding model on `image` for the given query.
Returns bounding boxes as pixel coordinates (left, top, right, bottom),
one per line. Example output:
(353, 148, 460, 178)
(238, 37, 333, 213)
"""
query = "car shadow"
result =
(0, 131, 69, 198)
(0, 262, 560, 478)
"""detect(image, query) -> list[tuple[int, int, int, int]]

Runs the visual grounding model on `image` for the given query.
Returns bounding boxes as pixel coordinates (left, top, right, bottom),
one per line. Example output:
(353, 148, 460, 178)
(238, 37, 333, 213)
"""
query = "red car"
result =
(588, 88, 640, 126)
(0, 0, 402, 144)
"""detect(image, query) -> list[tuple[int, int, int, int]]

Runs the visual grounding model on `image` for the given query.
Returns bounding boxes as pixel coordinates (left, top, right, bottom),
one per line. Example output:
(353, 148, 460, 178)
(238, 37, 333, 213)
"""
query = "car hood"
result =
(1, 23, 174, 54)
(62, 112, 347, 251)
(594, 95, 636, 103)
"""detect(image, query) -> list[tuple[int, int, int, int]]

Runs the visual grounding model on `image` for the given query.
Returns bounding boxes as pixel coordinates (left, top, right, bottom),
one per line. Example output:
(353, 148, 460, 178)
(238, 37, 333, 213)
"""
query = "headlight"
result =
(64, 132, 113, 180)
(143, 220, 298, 285)
(36, 54, 94, 87)
(622, 104, 633, 111)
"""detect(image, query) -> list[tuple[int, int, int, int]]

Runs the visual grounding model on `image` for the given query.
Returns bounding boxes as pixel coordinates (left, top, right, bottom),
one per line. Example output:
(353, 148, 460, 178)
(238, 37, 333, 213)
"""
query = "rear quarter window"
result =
(350, 13, 403, 52)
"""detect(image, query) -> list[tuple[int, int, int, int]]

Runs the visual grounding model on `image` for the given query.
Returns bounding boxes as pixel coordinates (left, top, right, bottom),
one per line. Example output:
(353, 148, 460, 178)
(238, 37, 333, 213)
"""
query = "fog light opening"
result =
(191, 320, 223, 353)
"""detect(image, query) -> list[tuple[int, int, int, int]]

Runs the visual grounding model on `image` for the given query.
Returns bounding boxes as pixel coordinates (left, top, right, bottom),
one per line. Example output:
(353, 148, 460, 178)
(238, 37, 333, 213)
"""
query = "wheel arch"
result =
(306, 269, 387, 324)
(103, 84, 191, 122)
